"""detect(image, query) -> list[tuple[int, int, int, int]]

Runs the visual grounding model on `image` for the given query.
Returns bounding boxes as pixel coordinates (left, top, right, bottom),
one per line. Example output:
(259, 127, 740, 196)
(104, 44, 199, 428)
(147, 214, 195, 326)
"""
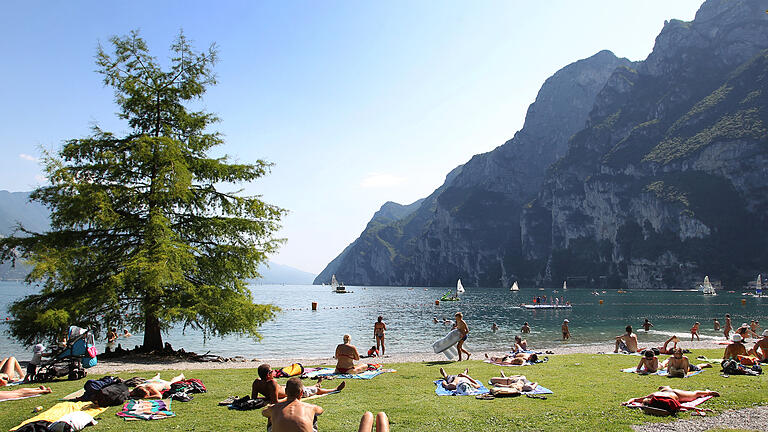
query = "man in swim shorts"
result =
(749, 329, 768, 361)
(263, 378, 324, 432)
(455, 312, 471, 361)
(641, 319, 653, 332)
(614, 325, 639, 353)
(662, 348, 711, 377)
(438, 367, 481, 393)
(252, 364, 345, 403)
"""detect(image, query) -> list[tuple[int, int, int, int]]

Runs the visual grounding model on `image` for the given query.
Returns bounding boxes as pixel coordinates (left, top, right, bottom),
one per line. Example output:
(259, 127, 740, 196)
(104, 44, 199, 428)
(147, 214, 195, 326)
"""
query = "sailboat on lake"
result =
(700, 275, 716, 296)
(331, 274, 349, 294)
(563, 281, 567, 290)
(510, 281, 519, 291)
(440, 279, 463, 301)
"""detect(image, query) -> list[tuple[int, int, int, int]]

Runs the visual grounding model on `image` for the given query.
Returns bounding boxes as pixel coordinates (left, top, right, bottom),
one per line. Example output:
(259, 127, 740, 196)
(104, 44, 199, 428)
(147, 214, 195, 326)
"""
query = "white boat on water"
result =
(331, 274, 349, 293)
(510, 281, 519, 291)
(456, 279, 465, 294)
(700, 275, 716, 296)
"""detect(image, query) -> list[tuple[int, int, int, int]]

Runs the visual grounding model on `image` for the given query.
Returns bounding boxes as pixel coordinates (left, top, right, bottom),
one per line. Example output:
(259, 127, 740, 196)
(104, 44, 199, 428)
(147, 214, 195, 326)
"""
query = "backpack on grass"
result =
(93, 382, 130, 407)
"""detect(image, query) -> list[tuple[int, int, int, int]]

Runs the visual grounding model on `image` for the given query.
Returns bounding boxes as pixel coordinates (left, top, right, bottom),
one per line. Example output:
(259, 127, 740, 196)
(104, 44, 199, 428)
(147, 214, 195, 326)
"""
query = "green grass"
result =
(1, 349, 766, 431)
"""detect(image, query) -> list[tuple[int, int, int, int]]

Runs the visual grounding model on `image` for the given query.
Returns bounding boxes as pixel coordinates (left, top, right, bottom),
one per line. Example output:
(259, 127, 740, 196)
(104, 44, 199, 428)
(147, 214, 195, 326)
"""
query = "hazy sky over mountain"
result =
(0, 1, 701, 274)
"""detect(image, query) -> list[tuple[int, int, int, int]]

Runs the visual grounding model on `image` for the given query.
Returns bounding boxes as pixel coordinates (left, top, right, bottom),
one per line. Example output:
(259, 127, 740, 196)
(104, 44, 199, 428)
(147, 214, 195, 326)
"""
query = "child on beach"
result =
(24, 344, 47, 383)
(363, 346, 379, 358)
(562, 319, 570, 341)
(690, 322, 700, 341)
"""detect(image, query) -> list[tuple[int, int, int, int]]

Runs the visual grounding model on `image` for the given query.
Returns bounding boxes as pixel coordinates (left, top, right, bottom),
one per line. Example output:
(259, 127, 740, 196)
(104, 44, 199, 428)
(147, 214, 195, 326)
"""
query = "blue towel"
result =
(434, 380, 489, 396)
(304, 367, 395, 380)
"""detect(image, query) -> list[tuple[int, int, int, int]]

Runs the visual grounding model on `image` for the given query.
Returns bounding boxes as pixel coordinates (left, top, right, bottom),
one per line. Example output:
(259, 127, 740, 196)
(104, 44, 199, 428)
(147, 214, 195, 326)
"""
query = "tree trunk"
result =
(143, 312, 163, 351)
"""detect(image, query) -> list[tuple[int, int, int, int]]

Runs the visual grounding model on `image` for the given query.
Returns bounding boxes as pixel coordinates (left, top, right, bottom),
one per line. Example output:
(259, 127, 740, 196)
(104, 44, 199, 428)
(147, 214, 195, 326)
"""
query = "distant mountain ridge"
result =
(317, 0, 768, 289)
(0, 191, 315, 284)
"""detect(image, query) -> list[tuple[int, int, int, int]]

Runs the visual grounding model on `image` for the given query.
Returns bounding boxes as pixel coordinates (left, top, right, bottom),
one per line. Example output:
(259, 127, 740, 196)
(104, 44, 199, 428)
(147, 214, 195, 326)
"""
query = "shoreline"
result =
(88, 339, 726, 373)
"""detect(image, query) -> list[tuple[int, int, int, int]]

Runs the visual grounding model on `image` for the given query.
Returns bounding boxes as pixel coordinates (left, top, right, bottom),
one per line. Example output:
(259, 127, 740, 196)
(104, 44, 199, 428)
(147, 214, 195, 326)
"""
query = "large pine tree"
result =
(0, 31, 285, 350)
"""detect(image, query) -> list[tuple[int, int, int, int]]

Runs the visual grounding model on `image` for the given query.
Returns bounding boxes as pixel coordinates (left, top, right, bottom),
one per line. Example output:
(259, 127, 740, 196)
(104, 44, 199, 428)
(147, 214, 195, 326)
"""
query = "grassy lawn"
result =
(0, 349, 765, 431)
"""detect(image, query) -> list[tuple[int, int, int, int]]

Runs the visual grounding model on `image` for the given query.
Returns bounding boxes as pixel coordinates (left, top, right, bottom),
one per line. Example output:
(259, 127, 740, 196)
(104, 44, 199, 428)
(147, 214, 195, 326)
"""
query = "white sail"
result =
(701, 275, 716, 295)
(563, 281, 567, 290)
(456, 279, 465, 294)
(757, 275, 763, 295)
(510, 281, 519, 291)
(331, 274, 339, 289)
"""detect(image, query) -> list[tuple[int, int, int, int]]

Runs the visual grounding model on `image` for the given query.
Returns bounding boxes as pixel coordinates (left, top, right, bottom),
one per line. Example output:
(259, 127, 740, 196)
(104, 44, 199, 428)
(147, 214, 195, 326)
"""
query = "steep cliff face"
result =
(522, 0, 768, 288)
(315, 51, 632, 286)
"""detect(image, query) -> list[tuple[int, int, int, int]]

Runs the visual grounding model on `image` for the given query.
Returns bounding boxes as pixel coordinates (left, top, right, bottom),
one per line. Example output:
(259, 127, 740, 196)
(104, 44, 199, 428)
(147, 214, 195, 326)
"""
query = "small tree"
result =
(0, 30, 285, 350)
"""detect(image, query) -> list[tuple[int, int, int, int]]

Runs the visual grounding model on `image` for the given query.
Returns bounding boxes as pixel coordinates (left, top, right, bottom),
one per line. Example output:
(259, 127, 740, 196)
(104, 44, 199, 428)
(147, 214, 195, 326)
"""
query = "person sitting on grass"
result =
(661, 348, 712, 377)
(334, 334, 368, 374)
(263, 377, 324, 432)
(0, 385, 52, 401)
(437, 367, 481, 392)
(0, 357, 25, 385)
(749, 329, 768, 361)
(484, 352, 539, 365)
(129, 373, 186, 399)
(614, 325, 639, 353)
(252, 364, 345, 403)
(621, 386, 719, 412)
(513, 335, 528, 352)
(358, 411, 389, 432)
(636, 350, 659, 374)
(723, 334, 748, 359)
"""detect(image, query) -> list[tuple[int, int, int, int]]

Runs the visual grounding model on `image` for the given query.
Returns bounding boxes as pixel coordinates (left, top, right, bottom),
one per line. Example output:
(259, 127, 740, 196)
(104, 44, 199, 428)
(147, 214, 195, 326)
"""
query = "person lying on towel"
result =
(129, 373, 185, 399)
(263, 378, 324, 432)
(484, 352, 538, 365)
(437, 367, 481, 392)
(489, 371, 537, 392)
(252, 364, 345, 403)
(0, 385, 51, 400)
(622, 386, 719, 412)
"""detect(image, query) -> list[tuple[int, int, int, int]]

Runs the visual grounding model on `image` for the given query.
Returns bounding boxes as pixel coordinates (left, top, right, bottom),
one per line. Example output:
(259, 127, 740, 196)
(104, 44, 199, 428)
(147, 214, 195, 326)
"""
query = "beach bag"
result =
(722, 359, 744, 375)
(81, 356, 97, 368)
(274, 363, 304, 378)
(83, 376, 119, 400)
(86, 346, 98, 358)
(93, 382, 129, 407)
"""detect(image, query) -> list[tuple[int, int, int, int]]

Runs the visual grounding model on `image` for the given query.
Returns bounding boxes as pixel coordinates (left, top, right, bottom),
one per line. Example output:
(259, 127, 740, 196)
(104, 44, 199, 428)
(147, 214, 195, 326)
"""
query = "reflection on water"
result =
(0, 281, 765, 359)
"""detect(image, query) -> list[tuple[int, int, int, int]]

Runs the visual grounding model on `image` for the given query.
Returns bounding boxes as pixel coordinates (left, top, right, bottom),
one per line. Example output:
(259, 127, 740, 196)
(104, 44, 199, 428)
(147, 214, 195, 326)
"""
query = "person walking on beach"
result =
(262, 378, 324, 432)
(641, 318, 653, 332)
(455, 312, 471, 361)
(690, 322, 700, 341)
(724, 314, 732, 340)
(374, 316, 386, 356)
(562, 319, 570, 341)
(713, 318, 721, 331)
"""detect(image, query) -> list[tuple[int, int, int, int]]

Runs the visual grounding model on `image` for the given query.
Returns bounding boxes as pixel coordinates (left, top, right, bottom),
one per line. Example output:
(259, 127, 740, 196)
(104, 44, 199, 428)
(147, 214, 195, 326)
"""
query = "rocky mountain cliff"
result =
(317, 0, 768, 289)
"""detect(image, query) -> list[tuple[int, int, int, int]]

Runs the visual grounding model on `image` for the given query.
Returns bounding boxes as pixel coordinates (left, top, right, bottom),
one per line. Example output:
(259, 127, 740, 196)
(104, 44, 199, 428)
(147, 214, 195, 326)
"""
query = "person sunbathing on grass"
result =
(334, 334, 368, 374)
(252, 363, 345, 403)
(263, 378, 324, 432)
(0, 385, 51, 400)
(0, 357, 25, 385)
(621, 386, 719, 412)
(636, 350, 659, 374)
(484, 352, 538, 365)
(749, 329, 768, 361)
(661, 348, 712, 377)
(489, 370, 537, 392)
(129, 373, 186, 399)
(658, 335, 681, 354)
(438, 367, 481, 391)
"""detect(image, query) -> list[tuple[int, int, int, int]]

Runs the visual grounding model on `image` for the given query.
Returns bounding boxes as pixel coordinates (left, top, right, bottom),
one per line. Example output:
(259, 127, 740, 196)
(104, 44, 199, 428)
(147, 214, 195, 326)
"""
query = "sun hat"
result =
(563, 319, 569, 323)
(731, 334, 743, 342)
(33, 344, 45, 354)
(762, 329, 768, 337)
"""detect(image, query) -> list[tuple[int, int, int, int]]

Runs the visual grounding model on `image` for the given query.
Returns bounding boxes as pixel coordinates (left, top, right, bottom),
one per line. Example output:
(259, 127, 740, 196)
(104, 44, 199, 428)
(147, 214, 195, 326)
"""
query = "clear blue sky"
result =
(0, 1, 702, 274)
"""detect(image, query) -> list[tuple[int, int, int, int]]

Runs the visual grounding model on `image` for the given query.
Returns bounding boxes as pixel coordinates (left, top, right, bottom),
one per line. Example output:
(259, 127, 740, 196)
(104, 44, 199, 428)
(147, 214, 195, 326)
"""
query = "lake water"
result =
(0, 281, 765, 360)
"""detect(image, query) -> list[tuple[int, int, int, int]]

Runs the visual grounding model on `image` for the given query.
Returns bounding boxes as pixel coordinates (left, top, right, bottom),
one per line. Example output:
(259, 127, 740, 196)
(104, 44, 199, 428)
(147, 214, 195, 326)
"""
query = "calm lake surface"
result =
(0, 281, 765, 360)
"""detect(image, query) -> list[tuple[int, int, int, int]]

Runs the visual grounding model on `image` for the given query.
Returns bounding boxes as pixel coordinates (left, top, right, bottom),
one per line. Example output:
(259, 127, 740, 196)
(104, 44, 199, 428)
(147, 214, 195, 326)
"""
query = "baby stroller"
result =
(35, 325, 98, 382)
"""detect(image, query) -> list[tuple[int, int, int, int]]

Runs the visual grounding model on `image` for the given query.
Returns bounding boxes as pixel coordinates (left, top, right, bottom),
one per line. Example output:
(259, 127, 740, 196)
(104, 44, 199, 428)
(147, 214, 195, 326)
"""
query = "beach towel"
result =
(62, 389, 86, 401)
(620, 367, 702, 377)
(625, 395, 713, 410)
(11, 402, 107, 431)
(433, 380, 489, 396)
(116, 399, 175, 421)
(304, 367, 396, 380)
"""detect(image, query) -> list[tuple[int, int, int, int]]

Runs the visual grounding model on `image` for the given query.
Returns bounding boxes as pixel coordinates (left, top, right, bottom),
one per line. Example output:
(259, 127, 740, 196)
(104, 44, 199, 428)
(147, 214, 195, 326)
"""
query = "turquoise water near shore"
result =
(0, 281, 765, 360)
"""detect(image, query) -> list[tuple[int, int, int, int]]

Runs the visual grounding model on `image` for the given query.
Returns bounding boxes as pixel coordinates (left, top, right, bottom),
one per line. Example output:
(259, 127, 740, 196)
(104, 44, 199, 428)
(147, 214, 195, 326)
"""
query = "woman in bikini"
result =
(335, 334, 367, 374)
(0, 385, 51, 401)
(0, 357, 26, 385)
(373, 316, 386, 356)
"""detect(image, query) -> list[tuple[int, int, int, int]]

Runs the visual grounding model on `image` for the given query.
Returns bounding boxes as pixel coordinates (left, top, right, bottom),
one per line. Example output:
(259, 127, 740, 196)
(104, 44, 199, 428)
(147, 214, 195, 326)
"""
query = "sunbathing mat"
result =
(117, 399, 175, 421)
(11, 401, 107, 431)
(304, 367, 396, 380)
(434, 380, 490, 396)
(620, 367, 702, 377)
(625, 395, 713, 409)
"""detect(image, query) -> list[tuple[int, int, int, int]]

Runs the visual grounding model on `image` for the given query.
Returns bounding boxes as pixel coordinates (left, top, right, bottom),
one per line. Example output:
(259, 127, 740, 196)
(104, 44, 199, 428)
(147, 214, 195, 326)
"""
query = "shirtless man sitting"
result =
(263, 377, 324, 432)
(661, 348, 711, 377)
(484, 352, 538, 365)
(614, 325, 639, 353)
(723, 334, 749, 359)
(129, 373, 185, 399)
(252, 364, 345, 403)
(335, 334, 368, 374)
(636, 350, 659, 374)
(749, 329, 768, 361)
(437, 367, 481, 392)
(0, 385, 52, 401)
(513, 335, 528, 352)
(622, 386, 719, 412)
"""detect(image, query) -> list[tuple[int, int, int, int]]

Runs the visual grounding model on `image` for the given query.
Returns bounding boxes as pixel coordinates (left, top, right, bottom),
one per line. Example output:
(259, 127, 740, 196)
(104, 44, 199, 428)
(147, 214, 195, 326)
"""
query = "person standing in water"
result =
(713, 318, 721, 332)
(724, 314, 732, 340)
(455, 312, 471, 361)
(373, 316, 387, 356)
(562, 319, 571, 341)
(641, 318, 653, 332)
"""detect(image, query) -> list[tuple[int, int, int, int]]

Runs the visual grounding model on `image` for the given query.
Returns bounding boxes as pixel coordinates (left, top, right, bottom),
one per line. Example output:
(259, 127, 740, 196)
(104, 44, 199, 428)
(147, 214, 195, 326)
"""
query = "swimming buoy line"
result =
(280, 301, 736, 312)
